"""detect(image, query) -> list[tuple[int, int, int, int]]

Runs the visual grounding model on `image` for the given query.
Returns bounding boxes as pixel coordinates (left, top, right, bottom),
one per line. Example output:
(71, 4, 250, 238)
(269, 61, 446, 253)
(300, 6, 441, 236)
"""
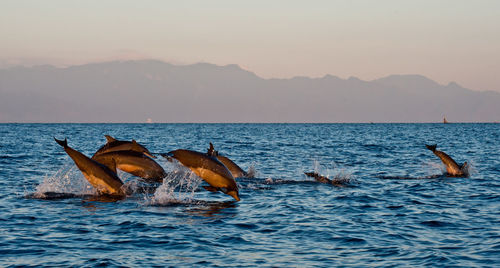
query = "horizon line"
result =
(1, 122, 498, 124)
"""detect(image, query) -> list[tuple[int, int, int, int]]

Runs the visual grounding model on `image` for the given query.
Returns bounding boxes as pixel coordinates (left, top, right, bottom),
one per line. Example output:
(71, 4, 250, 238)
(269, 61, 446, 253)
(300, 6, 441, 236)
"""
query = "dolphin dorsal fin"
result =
(207, 142, 216, 156)
(105, 135, 116, 143)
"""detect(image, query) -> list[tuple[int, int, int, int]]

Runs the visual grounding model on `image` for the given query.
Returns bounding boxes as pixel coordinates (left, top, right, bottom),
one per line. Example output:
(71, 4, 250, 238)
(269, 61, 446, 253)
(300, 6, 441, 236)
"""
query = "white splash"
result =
(147, 164, 202, 205)
(463, 160, 475, 175)
(246, 163, 258, 178)
(310, 160, 355, 184)
(425, 161, 446, 174)
(34, 163, 95, 196)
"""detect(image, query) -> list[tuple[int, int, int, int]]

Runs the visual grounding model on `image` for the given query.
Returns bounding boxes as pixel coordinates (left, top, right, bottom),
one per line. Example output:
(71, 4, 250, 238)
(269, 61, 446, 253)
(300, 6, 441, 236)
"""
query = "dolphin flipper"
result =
(202, 186, 219, 192)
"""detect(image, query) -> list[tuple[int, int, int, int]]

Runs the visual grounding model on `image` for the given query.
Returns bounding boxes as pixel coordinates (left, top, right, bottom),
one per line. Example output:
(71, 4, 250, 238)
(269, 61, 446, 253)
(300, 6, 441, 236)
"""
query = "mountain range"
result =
(0, 60, 498, 123)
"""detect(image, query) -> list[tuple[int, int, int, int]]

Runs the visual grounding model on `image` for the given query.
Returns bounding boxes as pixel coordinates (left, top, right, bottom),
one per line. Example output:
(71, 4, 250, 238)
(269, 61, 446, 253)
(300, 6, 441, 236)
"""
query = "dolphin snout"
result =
(227, 190, 240, 202)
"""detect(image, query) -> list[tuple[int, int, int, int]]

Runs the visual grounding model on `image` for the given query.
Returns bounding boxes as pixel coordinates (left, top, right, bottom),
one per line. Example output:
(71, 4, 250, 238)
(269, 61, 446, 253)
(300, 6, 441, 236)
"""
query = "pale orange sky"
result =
(1, 0, 499, 92)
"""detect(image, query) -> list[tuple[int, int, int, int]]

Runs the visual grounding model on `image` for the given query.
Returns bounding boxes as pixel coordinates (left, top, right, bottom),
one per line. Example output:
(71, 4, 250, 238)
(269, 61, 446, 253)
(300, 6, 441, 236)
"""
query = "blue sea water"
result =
(0, 123, 499, 267)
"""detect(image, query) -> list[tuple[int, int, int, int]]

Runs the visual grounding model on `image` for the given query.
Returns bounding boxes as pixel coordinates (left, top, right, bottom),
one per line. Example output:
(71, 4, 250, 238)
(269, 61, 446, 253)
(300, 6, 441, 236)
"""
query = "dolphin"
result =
(207, 143, 249, 178)
(92, 150, 167, 182)
(162, 149, 240, 201)
(92, 135, 155, 158)
(54, 138, 124, 195)
(426, 144, 469, 177)
(304, 172, 350, 186)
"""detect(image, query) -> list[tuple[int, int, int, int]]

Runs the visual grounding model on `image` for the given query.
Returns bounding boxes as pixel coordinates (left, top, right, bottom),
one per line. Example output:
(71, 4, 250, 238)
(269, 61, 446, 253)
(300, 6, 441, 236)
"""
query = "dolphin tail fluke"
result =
(54, 137, 68, 148)
(425, 144, 437, 152)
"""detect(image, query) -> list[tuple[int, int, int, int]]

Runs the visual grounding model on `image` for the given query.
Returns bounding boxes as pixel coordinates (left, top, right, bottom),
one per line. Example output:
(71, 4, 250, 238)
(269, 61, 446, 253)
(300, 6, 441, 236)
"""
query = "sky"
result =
(1, 0, 499, 92)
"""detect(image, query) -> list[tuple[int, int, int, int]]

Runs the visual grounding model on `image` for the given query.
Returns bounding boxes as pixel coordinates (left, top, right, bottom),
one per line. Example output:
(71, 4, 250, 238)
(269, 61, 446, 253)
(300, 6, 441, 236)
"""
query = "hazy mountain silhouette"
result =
(0, 60, 498, 122)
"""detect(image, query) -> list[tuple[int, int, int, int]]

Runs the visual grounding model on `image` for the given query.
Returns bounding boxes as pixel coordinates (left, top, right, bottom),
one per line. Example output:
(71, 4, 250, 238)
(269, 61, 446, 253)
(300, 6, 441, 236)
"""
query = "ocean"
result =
(0, 123, 499, 266)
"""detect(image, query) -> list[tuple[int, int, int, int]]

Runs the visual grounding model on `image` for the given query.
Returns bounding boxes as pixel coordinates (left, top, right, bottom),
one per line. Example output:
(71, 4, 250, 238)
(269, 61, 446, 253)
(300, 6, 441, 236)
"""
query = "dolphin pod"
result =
(207, 143, 249, 178)
(162, 149, 240, 201)
(52, 134, 471, 202)
(92, 150, 167, 182)
(91, 135, 166, 181)
(425, 144, 469, 177)
(54, 138, 125, 195)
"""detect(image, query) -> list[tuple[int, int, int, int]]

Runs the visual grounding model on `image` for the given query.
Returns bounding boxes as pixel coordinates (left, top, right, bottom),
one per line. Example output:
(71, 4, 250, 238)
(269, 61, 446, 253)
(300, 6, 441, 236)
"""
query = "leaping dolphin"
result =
(162, 149, 240, 201)
(54, 138, 124, 195)
(426, 144, 469, 177)
(207, 143, 249, 178)
(92, 135, 155, 158)
(92, 150, 167, 182)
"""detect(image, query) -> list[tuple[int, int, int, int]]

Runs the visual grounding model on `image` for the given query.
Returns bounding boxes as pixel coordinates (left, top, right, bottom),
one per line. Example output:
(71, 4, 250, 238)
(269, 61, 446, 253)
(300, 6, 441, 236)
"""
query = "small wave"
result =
(185, 201, 237, 217)
(379, 174, 446, 180)
(25, 192, 125, 202)
(26, 192, 82, 200)
(420, 220, 451, 228)
(0, 154, 30, 160)
(362, 143, 391, 152)
(240, 176, 350, 188)
(343, 237, 366, 244)
(386, 205, 404, 210)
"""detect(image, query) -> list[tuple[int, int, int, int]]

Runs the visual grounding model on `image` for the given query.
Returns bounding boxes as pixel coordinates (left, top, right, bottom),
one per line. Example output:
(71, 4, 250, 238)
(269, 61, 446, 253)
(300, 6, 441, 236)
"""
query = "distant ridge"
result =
(0, 60, 499, 123)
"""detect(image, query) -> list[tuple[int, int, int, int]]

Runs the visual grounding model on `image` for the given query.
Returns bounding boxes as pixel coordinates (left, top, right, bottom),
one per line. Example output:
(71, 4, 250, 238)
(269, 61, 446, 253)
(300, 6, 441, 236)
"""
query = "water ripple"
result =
(0, 123, 499, 266)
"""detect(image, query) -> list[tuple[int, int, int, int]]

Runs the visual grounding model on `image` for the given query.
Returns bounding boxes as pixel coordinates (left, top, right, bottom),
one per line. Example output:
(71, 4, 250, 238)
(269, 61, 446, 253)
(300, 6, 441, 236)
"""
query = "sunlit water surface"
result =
(0, 123, 499, 266)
